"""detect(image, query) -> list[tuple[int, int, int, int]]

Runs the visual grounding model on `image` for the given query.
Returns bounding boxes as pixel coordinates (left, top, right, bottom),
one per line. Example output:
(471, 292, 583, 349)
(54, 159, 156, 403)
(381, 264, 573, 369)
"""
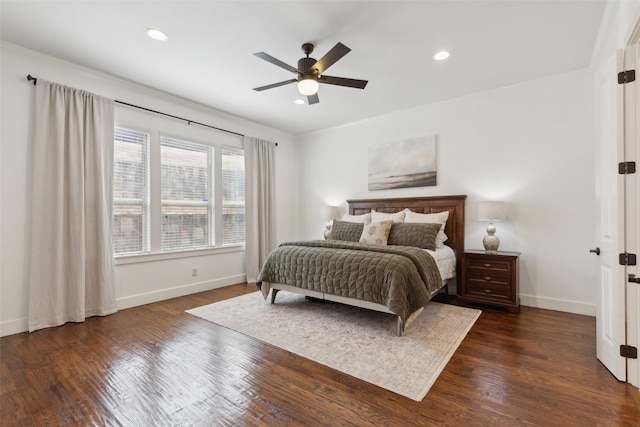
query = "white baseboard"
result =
(115, 274, 247, 310)
(0, 274, 247, 337)
(0, 318, 29, 338)
(520, 294, 595, 317)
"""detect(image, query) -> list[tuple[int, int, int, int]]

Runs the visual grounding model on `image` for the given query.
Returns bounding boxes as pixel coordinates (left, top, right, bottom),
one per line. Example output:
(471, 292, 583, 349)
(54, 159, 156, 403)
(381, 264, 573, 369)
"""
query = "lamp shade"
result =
(478, 201, 506, 221)
(320, 205, 339, 220)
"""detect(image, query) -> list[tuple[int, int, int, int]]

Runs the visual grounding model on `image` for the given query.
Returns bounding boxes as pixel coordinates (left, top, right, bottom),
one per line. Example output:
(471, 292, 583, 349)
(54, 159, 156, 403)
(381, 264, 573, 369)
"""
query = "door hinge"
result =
(619, 253, 637, 266)
(620, 345, 638, 359)
(618, 69, 636, 84)
(618, 161, 636, 174)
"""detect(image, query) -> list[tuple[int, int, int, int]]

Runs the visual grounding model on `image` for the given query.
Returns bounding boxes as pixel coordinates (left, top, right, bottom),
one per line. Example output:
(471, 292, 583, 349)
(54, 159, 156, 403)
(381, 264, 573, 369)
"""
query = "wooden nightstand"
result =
(459, 250, 520, 313)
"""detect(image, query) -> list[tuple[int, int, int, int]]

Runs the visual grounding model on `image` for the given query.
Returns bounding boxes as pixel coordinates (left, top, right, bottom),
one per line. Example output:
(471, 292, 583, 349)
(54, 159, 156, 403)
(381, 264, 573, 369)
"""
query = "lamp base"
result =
(324, 221, 332, 240)
(483, 235, 500, 253)
(482, 222, 500, 252)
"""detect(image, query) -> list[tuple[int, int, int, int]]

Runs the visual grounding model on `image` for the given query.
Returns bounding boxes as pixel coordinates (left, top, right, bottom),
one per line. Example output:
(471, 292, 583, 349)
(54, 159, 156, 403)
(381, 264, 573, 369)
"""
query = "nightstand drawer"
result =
(467, 272, 510, 288)
(466, 259, 511, 274)
(466, 278, 511, 301)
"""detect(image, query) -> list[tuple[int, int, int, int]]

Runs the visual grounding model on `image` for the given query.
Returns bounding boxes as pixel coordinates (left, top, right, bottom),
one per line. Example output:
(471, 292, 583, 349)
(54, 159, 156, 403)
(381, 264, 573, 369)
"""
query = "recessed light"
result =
(434, 51, 450, 61)
(146, 28, 168, 41)
(294, 99, 306, 105)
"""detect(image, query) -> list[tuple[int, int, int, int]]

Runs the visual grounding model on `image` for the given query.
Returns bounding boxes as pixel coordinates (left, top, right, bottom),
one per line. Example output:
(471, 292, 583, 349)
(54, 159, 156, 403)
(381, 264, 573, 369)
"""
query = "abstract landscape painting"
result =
(368, 135, 437, 191)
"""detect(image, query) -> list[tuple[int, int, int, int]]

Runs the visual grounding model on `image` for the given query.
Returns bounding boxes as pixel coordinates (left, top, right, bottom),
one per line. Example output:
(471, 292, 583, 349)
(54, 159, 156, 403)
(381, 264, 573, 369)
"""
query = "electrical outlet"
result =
(192, 267, 198, 277)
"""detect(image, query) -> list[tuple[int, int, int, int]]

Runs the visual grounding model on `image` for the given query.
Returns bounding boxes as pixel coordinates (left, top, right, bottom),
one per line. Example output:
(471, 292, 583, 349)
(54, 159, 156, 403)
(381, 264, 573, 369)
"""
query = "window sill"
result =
(114, 245, 244, 265)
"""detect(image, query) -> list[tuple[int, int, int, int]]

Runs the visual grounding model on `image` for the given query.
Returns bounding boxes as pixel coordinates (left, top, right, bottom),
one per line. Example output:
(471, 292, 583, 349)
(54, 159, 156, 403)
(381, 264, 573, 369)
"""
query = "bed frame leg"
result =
(270, 288, 279, 304)
(397, 316, 405, 336)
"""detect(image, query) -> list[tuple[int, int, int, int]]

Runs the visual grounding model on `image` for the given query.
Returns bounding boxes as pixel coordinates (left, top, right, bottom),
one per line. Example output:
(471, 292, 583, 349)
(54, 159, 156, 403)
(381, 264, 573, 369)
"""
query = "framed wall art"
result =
(368, 134, 437, 191)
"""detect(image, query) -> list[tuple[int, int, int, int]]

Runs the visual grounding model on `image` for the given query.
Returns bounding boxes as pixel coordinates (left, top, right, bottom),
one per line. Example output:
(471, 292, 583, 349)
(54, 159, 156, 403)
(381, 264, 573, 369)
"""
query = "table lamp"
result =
(478, 201, 506, 252)
(320, 205, 339, 239)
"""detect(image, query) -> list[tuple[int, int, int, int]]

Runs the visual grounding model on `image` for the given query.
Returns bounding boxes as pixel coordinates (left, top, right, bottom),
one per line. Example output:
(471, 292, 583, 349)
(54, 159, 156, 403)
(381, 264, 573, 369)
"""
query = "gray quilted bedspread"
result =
(256, 240, 443, 323)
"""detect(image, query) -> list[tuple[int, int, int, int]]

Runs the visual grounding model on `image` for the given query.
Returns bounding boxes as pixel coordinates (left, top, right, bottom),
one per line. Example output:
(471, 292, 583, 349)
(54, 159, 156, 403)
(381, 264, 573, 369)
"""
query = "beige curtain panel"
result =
(244, 136, 276, 283)
(28, 80, 116, 332)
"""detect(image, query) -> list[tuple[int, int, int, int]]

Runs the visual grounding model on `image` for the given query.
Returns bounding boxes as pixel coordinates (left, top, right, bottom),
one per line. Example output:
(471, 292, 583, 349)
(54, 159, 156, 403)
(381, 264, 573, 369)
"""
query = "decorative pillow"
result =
(387, 222, 441, 250)
(371, 210, 405, 223)
(403, 209, 450, 248)
(359, 220, 393, 245)
(328, 220, 365, 242)
(341, 213, 371, 224)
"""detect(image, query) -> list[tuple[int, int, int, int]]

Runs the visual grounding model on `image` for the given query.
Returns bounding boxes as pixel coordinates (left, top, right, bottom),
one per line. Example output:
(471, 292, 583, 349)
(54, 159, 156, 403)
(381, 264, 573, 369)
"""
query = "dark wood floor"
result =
(1, 283, 639, 426)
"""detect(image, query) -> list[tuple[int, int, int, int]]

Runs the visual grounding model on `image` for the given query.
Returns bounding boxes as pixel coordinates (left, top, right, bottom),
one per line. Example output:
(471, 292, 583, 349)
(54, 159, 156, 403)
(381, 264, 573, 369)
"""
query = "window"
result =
(221, 147, 245, 245)
(112, 128, 149, 254)
(113, 126, 245, 257)
(160, 136, 212, 251)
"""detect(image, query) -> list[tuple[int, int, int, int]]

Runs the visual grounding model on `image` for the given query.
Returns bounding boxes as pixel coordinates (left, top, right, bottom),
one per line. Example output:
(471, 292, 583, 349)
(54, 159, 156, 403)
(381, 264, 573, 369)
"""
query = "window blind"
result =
(113, 127, 150, 255)
(160, 136, 212, 251)
(221, 147, 245, 245)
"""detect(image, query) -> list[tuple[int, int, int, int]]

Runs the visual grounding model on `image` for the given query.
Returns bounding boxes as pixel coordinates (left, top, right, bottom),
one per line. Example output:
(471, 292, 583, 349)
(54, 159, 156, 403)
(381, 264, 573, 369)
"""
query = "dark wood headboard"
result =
(348, 195, 467, 279)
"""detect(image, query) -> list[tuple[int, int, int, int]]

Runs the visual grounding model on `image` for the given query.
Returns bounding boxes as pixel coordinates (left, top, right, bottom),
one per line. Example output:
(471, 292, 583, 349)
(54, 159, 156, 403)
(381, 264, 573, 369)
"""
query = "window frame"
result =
(113, 112, 245, 261)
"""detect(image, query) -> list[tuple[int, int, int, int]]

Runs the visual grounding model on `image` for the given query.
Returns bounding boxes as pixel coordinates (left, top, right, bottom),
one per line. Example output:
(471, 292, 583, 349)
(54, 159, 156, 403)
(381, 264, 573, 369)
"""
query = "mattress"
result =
(426, 244, 457, 282)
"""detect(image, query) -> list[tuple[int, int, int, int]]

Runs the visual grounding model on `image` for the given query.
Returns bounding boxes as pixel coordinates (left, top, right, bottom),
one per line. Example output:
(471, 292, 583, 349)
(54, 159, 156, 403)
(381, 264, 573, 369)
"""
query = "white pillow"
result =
(371, 210, 405, 223)
(359, 220, 393, 245)
(403, 209, 449, 248)
(341, 213, 371, 224)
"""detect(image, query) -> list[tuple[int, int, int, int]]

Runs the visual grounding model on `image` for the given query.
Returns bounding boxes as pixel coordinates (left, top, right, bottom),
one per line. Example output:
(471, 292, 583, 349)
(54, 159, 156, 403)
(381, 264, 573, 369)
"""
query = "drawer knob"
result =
(484, 276, 492, 281)
(484, 289, 492, 294)
(484, 263, 491, 267)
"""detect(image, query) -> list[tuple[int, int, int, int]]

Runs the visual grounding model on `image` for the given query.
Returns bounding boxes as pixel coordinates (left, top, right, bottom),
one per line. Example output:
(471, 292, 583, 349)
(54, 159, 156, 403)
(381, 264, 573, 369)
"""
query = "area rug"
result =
(186, 291, 480, 401)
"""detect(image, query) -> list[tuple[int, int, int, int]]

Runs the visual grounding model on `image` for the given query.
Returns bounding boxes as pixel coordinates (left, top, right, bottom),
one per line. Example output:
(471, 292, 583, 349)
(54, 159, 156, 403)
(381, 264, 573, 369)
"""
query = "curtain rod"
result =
(26, 74, 246, 139)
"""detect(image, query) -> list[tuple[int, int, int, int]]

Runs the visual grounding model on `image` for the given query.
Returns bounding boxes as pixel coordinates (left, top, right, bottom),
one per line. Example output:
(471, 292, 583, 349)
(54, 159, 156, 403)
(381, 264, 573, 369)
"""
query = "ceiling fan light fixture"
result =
(297, 75, 319, 96)
(254, 42, 367, 104)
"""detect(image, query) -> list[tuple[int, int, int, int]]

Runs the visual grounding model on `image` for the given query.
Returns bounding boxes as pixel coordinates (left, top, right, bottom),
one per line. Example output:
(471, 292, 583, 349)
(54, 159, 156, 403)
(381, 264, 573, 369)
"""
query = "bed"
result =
(256, 195, 467, 335)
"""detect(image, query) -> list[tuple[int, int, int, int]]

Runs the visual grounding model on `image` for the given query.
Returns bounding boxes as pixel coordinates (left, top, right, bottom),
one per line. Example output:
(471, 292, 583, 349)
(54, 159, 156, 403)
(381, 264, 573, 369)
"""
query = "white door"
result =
(595, 42, 640, 386)
(594, 50, 626, 381)
(622, 42, 639, 389)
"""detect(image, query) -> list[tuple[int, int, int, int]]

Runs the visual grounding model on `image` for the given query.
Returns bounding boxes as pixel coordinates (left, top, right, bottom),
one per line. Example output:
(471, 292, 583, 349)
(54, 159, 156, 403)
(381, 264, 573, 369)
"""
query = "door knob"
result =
(630, 274, 640, 284)
(589, 248, 600, 255)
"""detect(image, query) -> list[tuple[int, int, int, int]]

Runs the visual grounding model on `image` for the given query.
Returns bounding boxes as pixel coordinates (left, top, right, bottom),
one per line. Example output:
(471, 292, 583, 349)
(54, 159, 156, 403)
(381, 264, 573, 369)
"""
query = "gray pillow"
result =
(387, 222, 441, 250)
(328, 220, 365, 242)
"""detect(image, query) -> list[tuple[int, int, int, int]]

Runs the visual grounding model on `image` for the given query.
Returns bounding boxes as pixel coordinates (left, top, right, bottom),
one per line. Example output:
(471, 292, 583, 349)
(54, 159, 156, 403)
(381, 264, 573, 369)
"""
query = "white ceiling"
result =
(1, 1, 606, 135)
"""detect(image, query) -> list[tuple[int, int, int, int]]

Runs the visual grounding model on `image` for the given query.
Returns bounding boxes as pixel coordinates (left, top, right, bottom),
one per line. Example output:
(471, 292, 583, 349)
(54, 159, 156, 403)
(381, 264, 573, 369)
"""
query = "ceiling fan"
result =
(253, 42, 368, 105)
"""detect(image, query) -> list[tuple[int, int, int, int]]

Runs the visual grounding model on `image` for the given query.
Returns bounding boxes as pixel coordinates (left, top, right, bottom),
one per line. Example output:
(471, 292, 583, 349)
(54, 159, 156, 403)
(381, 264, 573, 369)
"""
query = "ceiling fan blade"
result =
(318, 75, 368, 89)
(253, 79, 297, 91)
(254, 52, 300, 74)
(307, 93, 319, 105)
(312, 42, 351, 75)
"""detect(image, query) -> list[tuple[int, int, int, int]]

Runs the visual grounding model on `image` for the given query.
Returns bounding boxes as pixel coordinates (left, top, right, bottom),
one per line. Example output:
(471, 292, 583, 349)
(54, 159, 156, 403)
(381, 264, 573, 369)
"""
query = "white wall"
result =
(590, 1, 640, 69)
(296, 69, 597, 315)
(0, 42, 297, 336)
